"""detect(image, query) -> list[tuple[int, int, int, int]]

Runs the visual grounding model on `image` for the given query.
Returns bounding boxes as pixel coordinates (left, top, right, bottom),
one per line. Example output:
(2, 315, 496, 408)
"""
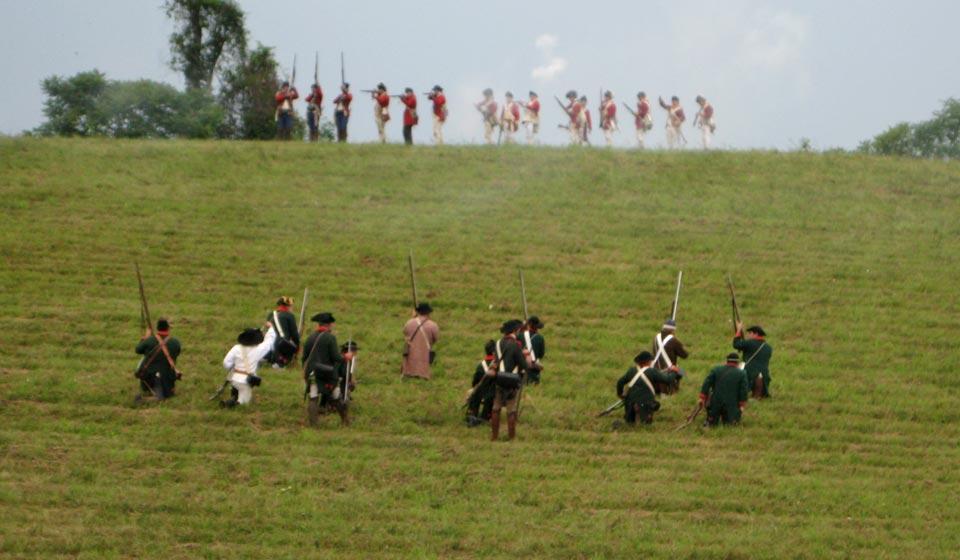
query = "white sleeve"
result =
(223, 346, 237, 371)
(250, 327, 277, 364)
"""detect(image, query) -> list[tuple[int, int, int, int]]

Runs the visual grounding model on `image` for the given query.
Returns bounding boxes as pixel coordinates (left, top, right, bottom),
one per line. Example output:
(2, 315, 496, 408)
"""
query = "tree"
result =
(165, 0, 246, 91)
(37, 70, 107, 136)
(36, 71, 222, 139)
(860, 98, 960, 158)
(218, 44, 293, 139)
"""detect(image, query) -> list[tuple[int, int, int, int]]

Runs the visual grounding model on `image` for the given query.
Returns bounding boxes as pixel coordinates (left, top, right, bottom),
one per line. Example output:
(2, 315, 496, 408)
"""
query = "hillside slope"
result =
(1, 139, 959, 558)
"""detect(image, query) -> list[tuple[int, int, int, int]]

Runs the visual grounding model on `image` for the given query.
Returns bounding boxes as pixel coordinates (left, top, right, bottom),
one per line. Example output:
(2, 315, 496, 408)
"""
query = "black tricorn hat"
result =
(281, 81, 290, 87)
(156, 318, 170, 332)
(747, 325, 766, 337)
(416, 302, 433, 315)
(484, 339, 496, 355)
(340, 341, 359, 352)
(342, 82, 350, 89)
(483, 88, 493, 96)
(277, 296, 293, 307)
(405, 87, 414, 93)
(726, 352, 741, 363)
(500, 319, 523, 334)
(433, 84, 443, 91)
(635, 351, 654, 364)
(505, 91, 514, 98)
(527, 315, 545, 329)
(529, 90, 538, 97)
(238, 328, 265, 346)
(377, 82, 386, 90)
(566, 90, 577, 98)
(638, 91, 646, 98)
(312, 312, 335, 324)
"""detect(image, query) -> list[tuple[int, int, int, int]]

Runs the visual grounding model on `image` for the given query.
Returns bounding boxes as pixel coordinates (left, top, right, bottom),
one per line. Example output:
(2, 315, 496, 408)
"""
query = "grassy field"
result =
(1, 139, 959, 559)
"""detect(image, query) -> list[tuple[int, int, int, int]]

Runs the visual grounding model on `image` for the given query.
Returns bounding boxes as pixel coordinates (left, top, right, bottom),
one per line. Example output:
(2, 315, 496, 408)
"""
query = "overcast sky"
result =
(2, 0, 959, 149)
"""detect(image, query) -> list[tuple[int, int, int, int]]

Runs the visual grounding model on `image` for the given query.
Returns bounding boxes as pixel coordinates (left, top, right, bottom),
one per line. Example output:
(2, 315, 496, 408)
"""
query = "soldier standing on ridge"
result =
(615, 351, 682, 425)
(634, 92, 653, 148)
(476, 88, 498, 145)
(400, 88, 418, 145)
(427, 85, 447, 145)
(699, 353, 749, 426)
(333, 83, 353, 142)
(134, 318, 181, 401)
(734, 323, 773, 399)
(564, 90, 585, 145)
(694, 95, 716, 149)
(275, 81, 299, 140)
(305, 82, 323, 142)
(580, 95, 593, 144)
(402, 302, 439, 380)
(600, 91, 618, 147)
(659, 95, 685, 149)
(522, 91, 541, 144)
(501, 92, 521, 144)
(372, 83, 390, 143)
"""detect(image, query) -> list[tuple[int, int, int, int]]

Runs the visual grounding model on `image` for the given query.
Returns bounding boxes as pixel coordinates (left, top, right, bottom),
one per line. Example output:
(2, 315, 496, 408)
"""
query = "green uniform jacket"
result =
(496, 336, 529, 374)
(267, 309, 301, 348)
(524, 331, 545, 360)
(700, 364, 748, 420)
(301, 330, 342, 386)
(733, 336, 772, 388)
(469, 359, 496, 407)
(616, 366, 678, 408)
(135, 335, 181, 382)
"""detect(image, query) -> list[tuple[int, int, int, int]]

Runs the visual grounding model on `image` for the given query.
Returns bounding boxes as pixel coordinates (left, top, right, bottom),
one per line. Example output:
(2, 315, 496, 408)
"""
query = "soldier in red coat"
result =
(305, 83, 323, 142)
(564, 90, 585, 146)
(500, 92, 521, 144)
(275, 81, 299, 140)
(372, 83, 390, 143)
(333, 83, 353, 143)
(694, 95, 716, 150)
(600, 91, 618, 147)
(580, 95, 593, 144)
(400, 88, 418, 145)
(634, 91, 653, 148)
(427, 85, 447, 145)
(522, 91, 541, 144)
(475, 88, 498, 145)
(659, 95, 686, 149)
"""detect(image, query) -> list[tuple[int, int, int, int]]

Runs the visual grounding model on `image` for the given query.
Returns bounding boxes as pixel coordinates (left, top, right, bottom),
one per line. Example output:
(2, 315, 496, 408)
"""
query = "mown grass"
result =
(1, 138, 959, 559)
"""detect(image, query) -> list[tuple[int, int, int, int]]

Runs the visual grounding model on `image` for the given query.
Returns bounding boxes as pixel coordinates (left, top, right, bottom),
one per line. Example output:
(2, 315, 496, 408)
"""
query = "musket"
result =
(670, 271, 683, 322)
(554, 95, 573, 118)
(290, 54, 297, 87)
(622, 102, 638, 118)
(297, 288, 309, 341)
(313, 52, 318, 85)
(673, 401, 704, 431)
(340, 51, 345, 85)
(361, 89, 378, 94)
(408, 250, 419, 309)
(519, 269, 529, 322)
(727, 274, 742, 333)
(597, 399, 625, 418)
(135, 263, 181, 379)
(341, 335, 353, 404)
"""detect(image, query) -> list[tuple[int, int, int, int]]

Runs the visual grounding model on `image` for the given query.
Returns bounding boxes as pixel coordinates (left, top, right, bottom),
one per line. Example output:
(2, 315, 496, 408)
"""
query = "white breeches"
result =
(524, 121, 539, 144)
(433, 116, 444, 145)
(701, 124, 713, 149)
(603, 127, 614, 147)
(666, 125, 680, 149)
(569, 126, 582, 145)
(483, 121, 494, 144)
(636, 127, 647, 148)
(229, 374, 254, 405)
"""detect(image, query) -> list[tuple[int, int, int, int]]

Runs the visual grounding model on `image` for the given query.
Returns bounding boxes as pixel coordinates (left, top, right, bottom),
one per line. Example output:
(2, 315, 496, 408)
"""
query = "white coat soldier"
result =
(634, 92, 653, 149)
(500, 92, 521, 144)
(694, 95, 716, 149)
(475, 88, 498, 145)
(402, 302, 439, 380)
(650, 318, 689, 394)
(302, 312, 353, 426)
(486, 319, 530, 441)
(600, 91, 618, 147)
(522, 91, 541, 144)
(659, 95, 686, 149)
(220, 325, 277, 407)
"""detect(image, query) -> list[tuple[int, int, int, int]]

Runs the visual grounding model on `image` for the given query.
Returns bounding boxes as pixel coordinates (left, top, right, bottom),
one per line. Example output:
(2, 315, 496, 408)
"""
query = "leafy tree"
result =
(218, 44, 294, 139)
(37, 70, 108, 136)
(165, 0, 246, 91)
(860, 98, 960, 158)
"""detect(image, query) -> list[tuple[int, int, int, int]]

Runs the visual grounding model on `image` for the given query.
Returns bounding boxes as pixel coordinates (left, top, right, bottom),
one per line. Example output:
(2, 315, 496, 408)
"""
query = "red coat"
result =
(603, 103, 616, 129)
(584, 109, 593, 131)
(402, 94, 418, 126)
(702, 104, 714, 119)
(275, 88, 299, 107)
(509, 103, 520, 121)
(306, 86, 323, 106)
(526, 98, 540, 115)
(334, 92, 353, 115)
(431, 94, 447, 120)
(376, 93, 390, 108)
(569, 102, 582, 125)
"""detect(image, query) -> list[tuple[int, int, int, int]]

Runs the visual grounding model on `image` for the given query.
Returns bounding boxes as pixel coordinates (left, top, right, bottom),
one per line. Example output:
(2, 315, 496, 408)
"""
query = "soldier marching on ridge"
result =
(579, 95, 593, 144)
(614, 350, 682, 426)
(694, 95, 716, 150)
(522, 91, 541, 144)
(500, 92, 521, 144)
(659, 95, 686, 149)
(634, 91, 653, 148)
(699, 353, 749, 426)
(563, 90, 585, 145)
(275, 81, 299, 140)
(476, 88, 498, 145)
(427, 85, 447, 145)
(600, 91, 618, 147)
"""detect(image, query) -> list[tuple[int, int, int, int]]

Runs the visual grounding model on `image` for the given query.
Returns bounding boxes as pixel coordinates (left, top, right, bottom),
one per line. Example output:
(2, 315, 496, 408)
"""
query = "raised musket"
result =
(408, 250, 419, 309)
(622, 102, 638, 117)
(670, 271, 683, 322)
(135, 263, 181, 379)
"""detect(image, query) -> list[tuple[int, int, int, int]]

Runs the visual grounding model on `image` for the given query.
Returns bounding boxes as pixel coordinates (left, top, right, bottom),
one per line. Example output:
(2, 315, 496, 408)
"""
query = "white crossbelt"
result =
(272, 311, 286, 339)
(654, 333, 675, 368)
(496, 340, 517, 373)
(626, 366, 656, 395)
(523, 331, 538, 363)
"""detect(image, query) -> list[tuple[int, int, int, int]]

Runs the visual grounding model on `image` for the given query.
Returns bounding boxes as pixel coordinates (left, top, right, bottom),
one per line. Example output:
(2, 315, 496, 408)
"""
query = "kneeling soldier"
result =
(699, 353, 749, 426)
(266, 296, 300, 368)
(220, 325, 277, 407)
(489, 319, 530, 441)
(302, 313, 351, 426)
(465, 340, 497, 427)
(134, 318, 181, 401)
(520, 316, 546, 385)
(734, 322, 773, 399)
(615, 351, 682, 425)
(324, 340, 359, 425)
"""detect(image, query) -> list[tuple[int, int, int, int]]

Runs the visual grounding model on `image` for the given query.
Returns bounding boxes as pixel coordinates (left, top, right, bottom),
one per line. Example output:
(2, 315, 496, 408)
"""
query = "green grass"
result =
(1, 138, 959, 559)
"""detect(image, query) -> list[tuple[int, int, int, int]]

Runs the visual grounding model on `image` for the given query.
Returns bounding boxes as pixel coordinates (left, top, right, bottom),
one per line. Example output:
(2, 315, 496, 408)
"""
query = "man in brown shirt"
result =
(401, 303, 439, 380)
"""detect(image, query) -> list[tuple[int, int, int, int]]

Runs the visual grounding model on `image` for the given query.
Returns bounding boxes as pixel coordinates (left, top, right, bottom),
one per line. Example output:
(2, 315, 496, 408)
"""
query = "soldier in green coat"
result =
(465, 340, 497, 427)
(266, 296, 301, 368)
(734, 323, 773, 399)
(134, 318, 181, 400)
(302, 312, 351, 426)
(520, 316, 546, 385)
(615, 351, 682, 425)
(699, 353, 749, 426)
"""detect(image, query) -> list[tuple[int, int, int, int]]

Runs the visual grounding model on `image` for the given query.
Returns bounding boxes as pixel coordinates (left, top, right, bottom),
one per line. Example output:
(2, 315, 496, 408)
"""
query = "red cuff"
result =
(698, 393, 707, 403)
(739, 401, 746, 408)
